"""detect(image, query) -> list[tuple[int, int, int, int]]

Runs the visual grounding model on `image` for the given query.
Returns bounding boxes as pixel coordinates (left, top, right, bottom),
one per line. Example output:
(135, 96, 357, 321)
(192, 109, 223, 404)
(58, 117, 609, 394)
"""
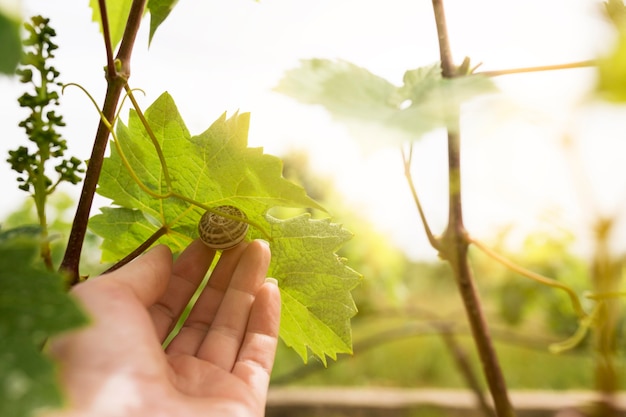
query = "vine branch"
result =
(97, 0, 116, 81)
(431, 1, 515, 416)
(60, 0, 147, 284)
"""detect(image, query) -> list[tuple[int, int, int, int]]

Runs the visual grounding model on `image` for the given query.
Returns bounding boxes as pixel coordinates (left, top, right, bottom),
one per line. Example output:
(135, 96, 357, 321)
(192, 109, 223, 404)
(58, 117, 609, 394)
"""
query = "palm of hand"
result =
(47, 240, 280, 417)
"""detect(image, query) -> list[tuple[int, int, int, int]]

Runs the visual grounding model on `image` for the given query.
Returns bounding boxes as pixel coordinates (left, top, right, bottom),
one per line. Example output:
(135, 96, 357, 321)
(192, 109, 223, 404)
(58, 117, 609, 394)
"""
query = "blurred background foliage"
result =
(273, 152, 625, 391)
(3, 147, 624, 391)
(1, 192, 104, 278)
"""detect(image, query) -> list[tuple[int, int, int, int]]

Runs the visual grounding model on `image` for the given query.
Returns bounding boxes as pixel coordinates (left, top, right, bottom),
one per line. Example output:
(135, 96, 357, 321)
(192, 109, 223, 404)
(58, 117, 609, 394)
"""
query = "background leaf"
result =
(275, 59, 497, 146)
(147, 0, 179, 45)
(597, 31, 626, 102)
(90, 92, 360, 362)
(0, 10, 21, 75)
(89, 0, 132, 51)
(0, 231, 87, 417)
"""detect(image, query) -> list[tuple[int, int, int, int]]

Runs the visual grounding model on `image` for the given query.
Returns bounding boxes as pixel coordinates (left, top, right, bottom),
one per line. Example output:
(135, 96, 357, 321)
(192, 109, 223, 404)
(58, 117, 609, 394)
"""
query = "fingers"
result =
(165, 241, 249, 355)
(197, 240, 271, 370)
(50, 244, 176, 382)
(149, 239, 216, 341)
(232, 278, 281, 396)
(167, 240, 271, 372)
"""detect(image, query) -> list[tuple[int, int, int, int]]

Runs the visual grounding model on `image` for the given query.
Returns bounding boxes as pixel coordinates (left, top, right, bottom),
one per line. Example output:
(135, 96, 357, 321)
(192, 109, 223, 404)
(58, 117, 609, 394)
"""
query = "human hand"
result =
(43, 239, 280, 417)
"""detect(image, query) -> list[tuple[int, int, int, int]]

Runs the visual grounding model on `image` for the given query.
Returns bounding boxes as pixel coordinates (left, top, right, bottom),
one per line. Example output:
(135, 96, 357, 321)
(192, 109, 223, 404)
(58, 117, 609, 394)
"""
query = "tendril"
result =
(549, 303, 602, 354)
(469, 237, 587, 319)
(62, 81, 271, 240)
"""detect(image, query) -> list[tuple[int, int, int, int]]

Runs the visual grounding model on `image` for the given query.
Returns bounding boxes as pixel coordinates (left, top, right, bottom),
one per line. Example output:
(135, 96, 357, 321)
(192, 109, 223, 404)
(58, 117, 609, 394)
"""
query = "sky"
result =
(1, 0, 625, 260)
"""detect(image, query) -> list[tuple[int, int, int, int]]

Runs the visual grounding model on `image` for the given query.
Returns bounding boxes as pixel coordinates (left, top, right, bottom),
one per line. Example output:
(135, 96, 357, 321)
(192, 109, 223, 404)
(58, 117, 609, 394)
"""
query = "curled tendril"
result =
(549, 303, 603, 354)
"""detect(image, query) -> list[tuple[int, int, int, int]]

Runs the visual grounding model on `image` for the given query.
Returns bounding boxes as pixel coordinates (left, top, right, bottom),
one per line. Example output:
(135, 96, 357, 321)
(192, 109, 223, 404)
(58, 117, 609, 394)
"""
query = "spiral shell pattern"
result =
(198, 205, 249, 250)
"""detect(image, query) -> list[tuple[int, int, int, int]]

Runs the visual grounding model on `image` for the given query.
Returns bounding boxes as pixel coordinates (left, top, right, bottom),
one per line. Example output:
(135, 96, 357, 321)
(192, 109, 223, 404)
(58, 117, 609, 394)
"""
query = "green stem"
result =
(33, 177, 53, 271)
(591, 218, 621, 403)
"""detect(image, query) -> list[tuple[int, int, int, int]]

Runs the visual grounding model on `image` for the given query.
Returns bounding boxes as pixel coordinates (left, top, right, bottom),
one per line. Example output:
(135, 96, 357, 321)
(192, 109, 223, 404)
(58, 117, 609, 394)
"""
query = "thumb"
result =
(90, 244, 173, 307)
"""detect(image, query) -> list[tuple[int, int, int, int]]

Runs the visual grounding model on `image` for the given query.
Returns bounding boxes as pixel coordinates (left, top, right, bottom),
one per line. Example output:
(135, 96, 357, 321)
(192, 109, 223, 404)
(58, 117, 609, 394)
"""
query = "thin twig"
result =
(97, 0, 116, 81)
(102, 226, 169, 274)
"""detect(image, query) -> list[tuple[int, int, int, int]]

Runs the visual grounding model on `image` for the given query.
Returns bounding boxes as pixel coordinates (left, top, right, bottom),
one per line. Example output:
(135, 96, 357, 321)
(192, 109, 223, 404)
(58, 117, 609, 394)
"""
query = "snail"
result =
(197, 205, 249, 250)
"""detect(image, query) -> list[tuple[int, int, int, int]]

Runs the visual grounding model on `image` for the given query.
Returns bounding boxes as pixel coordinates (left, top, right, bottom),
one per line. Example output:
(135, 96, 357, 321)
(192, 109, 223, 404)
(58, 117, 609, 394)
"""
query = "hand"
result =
(43, 239, 280, 417)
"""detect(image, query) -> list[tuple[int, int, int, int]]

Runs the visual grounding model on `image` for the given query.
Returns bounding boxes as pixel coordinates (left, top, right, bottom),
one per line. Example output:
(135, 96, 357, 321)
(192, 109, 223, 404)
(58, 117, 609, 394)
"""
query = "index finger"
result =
(149, 239, 217, 341)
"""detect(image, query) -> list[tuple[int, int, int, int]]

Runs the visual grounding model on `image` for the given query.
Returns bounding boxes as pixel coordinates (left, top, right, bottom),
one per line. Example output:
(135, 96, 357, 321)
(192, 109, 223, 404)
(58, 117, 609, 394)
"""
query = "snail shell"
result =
(198, 205, 249, 250)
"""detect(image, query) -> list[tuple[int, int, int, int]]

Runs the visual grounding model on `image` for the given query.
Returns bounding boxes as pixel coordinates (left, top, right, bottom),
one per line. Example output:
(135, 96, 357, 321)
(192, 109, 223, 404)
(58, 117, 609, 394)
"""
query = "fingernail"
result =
(256, 239, 270, 248)
(265, 277, 278, 286)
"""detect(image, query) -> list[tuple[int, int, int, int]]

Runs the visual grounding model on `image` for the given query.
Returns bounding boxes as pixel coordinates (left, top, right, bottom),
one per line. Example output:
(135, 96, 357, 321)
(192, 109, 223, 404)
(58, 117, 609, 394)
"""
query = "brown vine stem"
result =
(430, 1, 515, 416)
(60, 0, 147, 284)
(98, 0, 116, 81)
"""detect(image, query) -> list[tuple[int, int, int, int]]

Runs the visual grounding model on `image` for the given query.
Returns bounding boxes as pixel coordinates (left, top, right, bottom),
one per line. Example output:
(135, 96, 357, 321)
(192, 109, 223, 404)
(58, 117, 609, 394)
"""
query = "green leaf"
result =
(275, 59, 497, 145)
(89, 0, 133, 51)
(147, 0, 179, 45)
(0, 230, 88, 417)
(597, 31, 626, 102)
(90, 92, 360, 362)
(0, 10, 21, 75)
(89, 207, 166, 263)
(251, 214, 361, 364)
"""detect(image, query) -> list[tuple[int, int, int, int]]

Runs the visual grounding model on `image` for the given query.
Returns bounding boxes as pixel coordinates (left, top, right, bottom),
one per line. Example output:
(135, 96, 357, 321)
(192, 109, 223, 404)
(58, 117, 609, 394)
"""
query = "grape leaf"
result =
(89, 0, 132, 51)
(0, 230, 88, 417)
(147, 0, 179, 45)
(89, 92, 361, 362)
(274, 59, 497, 145)
(250, 214, 361, 364)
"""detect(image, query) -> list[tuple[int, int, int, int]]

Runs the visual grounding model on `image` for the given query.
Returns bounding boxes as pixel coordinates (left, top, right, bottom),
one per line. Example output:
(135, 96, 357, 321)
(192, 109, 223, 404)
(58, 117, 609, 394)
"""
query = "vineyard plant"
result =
(1, 1, 626, 417)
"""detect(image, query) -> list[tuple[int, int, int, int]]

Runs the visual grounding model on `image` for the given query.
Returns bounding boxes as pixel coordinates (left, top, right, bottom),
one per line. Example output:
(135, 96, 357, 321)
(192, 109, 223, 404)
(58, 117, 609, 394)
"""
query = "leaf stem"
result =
(431, 1, 515, 416)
